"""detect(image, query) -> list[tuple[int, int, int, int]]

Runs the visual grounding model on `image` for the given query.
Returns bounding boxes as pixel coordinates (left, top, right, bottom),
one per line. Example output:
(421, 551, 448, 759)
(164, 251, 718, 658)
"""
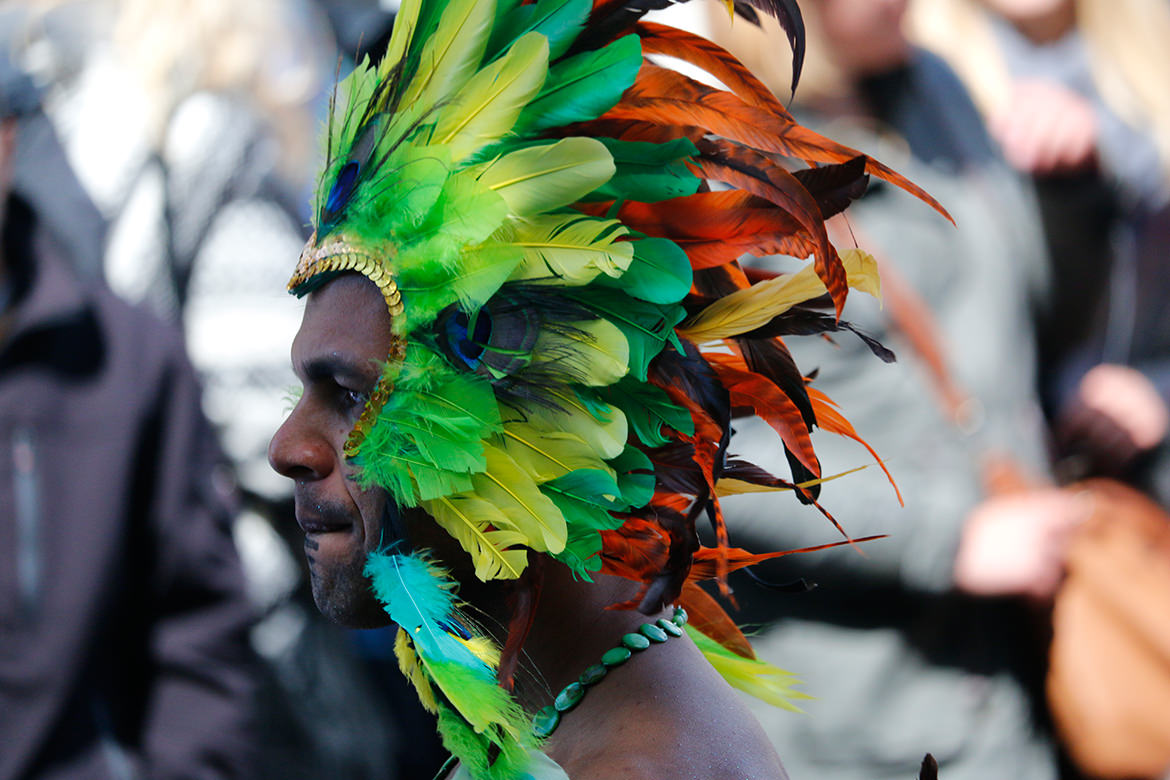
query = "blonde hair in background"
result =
(907, 0, 1170, 179)
(702, 2, 851, 105)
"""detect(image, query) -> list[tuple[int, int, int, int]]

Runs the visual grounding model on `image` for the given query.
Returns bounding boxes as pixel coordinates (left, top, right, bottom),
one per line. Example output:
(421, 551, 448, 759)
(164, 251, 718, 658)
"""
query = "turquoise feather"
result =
(366, 550, 535, 779)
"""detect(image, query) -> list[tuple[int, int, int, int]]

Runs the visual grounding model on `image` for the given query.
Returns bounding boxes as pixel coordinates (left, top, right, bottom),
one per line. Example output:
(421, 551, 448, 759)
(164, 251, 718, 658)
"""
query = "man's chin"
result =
(311, 581, 392, 628)
(308, 564, 392, 628)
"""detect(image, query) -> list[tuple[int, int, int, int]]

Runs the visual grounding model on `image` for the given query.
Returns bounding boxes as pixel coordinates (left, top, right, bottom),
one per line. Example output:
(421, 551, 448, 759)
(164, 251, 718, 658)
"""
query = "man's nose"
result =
(268, 406, 333, 482)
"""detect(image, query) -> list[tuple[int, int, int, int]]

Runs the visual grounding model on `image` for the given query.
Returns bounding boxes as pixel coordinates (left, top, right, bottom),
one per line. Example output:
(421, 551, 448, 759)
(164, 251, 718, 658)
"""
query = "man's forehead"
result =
(292, 274, 394, 366)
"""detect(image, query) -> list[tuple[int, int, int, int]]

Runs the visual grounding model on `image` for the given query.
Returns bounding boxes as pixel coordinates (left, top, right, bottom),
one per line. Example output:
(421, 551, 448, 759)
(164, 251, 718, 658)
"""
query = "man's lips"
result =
(296, 514, 352, 534)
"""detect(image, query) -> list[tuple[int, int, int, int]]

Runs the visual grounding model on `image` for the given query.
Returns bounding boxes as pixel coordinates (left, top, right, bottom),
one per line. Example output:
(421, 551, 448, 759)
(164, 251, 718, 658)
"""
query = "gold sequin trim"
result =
(289, 232, 405, 317)
(344, 334, 408, 457)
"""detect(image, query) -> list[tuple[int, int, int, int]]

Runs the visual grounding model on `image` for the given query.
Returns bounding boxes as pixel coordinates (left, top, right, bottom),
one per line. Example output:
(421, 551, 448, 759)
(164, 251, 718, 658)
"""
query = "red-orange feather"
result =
(687, 536, 890, 581)
(806, 384, 903, 506)
(582, 192, 815, 270)
(636, 21, 793, 119)
(690, 138, 847, 316)
(705, 353, 821, 477)
(606, 66, 952, 223)
(680, 581, 755, 659)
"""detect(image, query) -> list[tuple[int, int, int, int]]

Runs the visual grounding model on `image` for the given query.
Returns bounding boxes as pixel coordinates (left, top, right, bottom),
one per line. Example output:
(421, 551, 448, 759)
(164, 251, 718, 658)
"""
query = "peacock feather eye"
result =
(444, 308, 493, 370)
(325, 161, 360, 218)
(323, 116, 385, 225)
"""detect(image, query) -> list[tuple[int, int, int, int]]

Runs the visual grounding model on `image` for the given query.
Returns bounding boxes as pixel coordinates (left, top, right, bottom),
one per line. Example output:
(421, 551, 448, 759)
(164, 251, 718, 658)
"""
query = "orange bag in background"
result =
(1047, 479, 1170, 780)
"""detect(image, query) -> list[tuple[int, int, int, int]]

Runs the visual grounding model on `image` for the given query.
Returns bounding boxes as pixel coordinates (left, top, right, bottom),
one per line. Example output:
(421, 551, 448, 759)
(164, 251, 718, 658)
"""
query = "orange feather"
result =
(636, 21, 793, 119)
(607, 65, 952, 224)
(704, 353, 821, 478)
(806, 384, 903, 506)
(680, 581, 755, 659)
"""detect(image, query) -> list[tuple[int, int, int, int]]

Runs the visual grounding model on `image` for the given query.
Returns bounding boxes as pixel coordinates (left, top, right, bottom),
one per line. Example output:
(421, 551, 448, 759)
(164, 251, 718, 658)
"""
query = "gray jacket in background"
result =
(722, 51, 1057, 780)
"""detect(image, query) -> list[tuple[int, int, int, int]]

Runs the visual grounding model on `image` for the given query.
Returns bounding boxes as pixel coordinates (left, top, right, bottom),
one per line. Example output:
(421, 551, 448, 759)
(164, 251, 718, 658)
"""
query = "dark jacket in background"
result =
(0, 193, 257, 779)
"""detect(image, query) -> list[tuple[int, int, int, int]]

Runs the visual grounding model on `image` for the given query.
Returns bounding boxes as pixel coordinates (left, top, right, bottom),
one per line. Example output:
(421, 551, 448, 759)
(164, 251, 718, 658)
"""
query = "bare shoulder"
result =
(548, 635, 789, 780)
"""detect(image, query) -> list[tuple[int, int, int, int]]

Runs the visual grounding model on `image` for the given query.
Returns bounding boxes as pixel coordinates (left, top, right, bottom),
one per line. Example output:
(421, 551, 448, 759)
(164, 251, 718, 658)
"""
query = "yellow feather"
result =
(433, 32, 549, 162)
(471, 445, 568, 554)
(477, 137, 615, 216)
(688, 627, 810, 712)
(679, 249, 881, 342)
(396, 628, 440, 714)
(499, 421, 616, 483)
(424, 493, 530, 581)
(505, 214, 634, 286)
(522, 388, 629, 460)
(378, 0, 422, 84)
(529, 318, 629, 387)
(399, 0, 495, 111)
(456, 635, 502, 668)
(714, 465, 868, 496)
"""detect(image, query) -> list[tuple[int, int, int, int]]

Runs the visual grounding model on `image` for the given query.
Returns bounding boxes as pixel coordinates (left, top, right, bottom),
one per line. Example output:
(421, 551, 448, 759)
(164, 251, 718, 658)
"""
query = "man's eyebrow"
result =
(299, 354, 378, 386)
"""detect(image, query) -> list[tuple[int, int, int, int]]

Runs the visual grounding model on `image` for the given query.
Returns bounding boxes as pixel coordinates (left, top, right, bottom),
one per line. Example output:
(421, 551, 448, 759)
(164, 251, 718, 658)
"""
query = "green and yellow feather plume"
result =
(288, 0, 943, 777)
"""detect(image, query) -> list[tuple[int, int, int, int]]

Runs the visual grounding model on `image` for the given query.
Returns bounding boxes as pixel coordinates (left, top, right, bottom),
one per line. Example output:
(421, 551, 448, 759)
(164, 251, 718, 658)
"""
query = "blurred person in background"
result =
(910, 0, 1170, 500)
(704, 1, 1081, 778)
(5, 3, 448, 777)
(0, 51, 257, 780)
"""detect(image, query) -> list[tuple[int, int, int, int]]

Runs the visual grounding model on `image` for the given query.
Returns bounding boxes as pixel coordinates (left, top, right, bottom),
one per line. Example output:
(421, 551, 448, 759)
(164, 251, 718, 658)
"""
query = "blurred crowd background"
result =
(0, 1, 1167, 779)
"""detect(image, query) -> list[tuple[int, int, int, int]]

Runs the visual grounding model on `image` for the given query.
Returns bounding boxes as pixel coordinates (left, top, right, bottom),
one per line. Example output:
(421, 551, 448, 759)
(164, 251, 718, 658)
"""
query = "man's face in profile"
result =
(268, 273, 399, 627)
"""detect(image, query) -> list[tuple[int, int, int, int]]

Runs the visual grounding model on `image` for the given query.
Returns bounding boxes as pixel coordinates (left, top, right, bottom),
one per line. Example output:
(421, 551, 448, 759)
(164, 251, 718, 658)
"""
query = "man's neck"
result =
(510, 567, 668, 711)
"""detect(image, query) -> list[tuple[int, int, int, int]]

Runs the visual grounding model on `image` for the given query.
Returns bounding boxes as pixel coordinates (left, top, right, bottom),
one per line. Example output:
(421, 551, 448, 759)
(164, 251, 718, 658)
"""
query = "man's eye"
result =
(342, 388, 369, 411)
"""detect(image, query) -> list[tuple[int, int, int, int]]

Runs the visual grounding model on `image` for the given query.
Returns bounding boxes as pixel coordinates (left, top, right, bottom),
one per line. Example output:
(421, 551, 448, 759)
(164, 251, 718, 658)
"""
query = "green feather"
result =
(599, 378, 694, 448)
(397, 192, 520, 332)
(512, 34, 642, 136)
(607, 446, 655, 508)
(485, 0, 590, 63)
(587, 138, 702, 204)
(477, 138, 615, 217)
(541, 468, 630, 579)
(433, 32, 550, 163)
(436, 705, 533, 780)
(553, 525, 605, 579)
(601, 237, 695, 306)
(505, 214, 633, 286)
(355, 349, 501, 505)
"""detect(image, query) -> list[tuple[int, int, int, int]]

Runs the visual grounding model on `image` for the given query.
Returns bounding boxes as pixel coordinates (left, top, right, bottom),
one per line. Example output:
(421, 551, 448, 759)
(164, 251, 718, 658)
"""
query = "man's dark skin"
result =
(268, 273, 790, 779)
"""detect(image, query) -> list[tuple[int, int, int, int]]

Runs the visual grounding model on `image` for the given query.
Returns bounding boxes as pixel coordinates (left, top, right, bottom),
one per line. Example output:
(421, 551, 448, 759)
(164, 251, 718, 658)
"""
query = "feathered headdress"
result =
(288, 0, 944, 776)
